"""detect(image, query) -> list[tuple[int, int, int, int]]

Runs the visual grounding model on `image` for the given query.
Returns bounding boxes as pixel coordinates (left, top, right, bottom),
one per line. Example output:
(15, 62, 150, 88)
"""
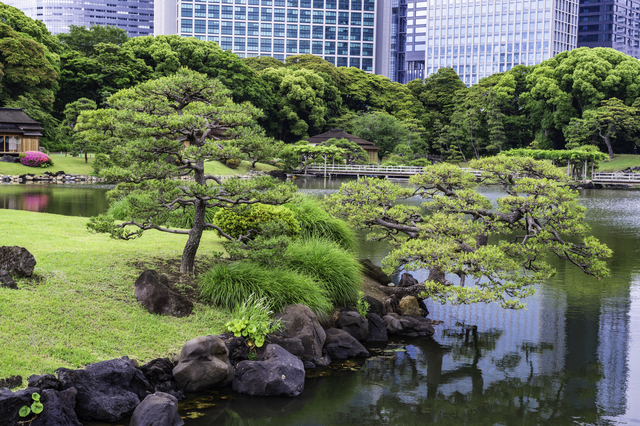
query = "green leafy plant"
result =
(19, 392, 43, 418)
(213, 204, 300, 239)
(226, 158, 241, 169)
(225, 294, 282, 347)
(355, 291, 370, 318)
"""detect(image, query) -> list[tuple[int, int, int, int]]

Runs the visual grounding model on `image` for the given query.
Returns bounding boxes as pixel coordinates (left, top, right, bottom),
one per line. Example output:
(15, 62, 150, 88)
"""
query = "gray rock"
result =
(383, 314, 404, 335)
(263, 335, 305, 359)
(359, 259, 392, 284)
(216, 333, 249, 366)
(364, 296, 386, 316)
(335, 311, 369, 341)
(383, 313, 435, 337)
(324, 328, 370, 359)
(274, 304, 326, 363)
(56, 357, 150, 422)
(0, 269, 18, 289)
(139, 358, 182, 399)
(130, 392, 184, 426)
(0, 246, 36, 278)
(134, 270, 193, 317)
(398, 272, 419, 288)
(0, 387, 35, 424)
(232, 344, 305, 396)
(172, 336, 234, 393)
(0, 375, 22, 389)
(36, 387, 83, 426)
(27, 374, 59, 390)
(365, 313, 388, 342)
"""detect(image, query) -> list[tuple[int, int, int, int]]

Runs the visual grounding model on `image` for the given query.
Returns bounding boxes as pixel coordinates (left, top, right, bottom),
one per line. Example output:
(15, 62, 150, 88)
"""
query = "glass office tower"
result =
(4, 0, 154, 37)
(395, 0, 578, 85)
(577, 0, 640, 59)
(155, 0, 392, 75)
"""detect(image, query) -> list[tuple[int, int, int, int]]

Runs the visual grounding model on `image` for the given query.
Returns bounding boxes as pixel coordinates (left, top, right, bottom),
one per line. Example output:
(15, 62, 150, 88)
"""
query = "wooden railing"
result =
(592, 173, 640, 183)
(305, 164, 482, 177)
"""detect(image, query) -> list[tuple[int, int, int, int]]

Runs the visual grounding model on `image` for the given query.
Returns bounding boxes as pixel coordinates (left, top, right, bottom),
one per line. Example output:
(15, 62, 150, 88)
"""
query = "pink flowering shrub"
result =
(19, 151, 54, 168)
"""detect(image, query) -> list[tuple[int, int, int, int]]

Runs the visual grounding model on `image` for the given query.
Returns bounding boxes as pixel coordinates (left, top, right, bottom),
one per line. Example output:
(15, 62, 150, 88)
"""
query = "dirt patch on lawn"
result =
(360, 275, 390, 301)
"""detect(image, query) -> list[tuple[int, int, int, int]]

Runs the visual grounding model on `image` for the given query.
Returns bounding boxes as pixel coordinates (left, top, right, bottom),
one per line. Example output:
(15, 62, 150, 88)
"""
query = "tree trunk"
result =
(85, 151, 88, 163)
(469, 118, 479, 160)
(604, 134, 614, 160)
(180, 159, 206, 275)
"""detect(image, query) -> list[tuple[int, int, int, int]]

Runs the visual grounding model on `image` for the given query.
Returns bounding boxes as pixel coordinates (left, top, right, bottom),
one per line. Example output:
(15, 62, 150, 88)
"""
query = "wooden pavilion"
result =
(0, 108, 43, 155)
(306, 129, 380, 163)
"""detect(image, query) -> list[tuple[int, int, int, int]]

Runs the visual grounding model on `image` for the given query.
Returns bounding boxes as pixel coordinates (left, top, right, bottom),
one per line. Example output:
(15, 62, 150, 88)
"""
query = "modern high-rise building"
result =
(394, 0, 579, 85)
(4, 0, 154, 37)
(577, 0, 640, 59)
(155, 0, 393, 76)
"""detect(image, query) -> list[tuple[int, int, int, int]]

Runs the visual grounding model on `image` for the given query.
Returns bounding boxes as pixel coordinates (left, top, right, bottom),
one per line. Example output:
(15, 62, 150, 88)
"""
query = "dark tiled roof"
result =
(306, 129, 380, 151)
(0, 108, 43, 136)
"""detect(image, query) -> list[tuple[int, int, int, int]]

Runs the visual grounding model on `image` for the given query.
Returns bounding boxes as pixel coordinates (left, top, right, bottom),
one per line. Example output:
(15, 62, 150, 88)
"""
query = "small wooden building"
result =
(0, 108, 43, 155)
(306, 129, 380, 164)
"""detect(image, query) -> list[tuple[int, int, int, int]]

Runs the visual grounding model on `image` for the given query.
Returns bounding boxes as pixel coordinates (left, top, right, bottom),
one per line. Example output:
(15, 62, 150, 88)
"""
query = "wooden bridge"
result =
(304, 165, 640, 185)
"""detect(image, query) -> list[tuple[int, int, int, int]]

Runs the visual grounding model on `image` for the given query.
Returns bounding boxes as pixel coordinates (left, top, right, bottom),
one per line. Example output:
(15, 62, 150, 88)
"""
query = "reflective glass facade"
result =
(395, 0, 578, 85)
(156, 0, 379, 73)
(5, 0, 154, 37)
(578, 0, 640, 59)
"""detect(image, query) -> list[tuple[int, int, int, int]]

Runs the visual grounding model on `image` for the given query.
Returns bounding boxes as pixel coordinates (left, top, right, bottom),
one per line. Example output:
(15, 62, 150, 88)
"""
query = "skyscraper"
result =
(155, 0, 393, 76)
(395, 0, 578, 85)
(577, 0, 640, 59)
(4, 0, 154, 37)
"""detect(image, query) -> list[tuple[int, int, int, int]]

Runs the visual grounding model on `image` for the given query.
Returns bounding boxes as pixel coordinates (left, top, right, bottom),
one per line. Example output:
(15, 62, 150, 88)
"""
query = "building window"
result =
(313, 10, 323, 23)
(274, 23, 285, 36)
(350, 42, 360, 55)
(338, 11, 349, 24)
(324, 41, 335, 54)
(208, 21, 220, 34)
(325, 26, 336, 39)
(363, 0, 373, 11)
(350, 27, 360, 40)
(313, 25, 323, 38)
(313, 0, 323, 8)
(181, 19, 193, 32)
(351, 0, 361, 10)
(312, 40, 323, 54)
(274, 39, 285, 52)
(287, 9, 298, 22)
(362, 42, 372, 56)
(195, 4, 206, 17)
(235, 21, 246, 34)
(221, 21, 233, 34)
(362, 57, 372, 71)
(287, 0, 298, 6)
(363, 12, 373, 25)
(181, 4, 193, 17)
(326, 0, 336, 8)
(300, 25, 311, 38)
(261, 23, 272, 36)
(274, 8, 285, 21)
(248, 6, 259, 19)
(195, 19, 206, 33)
(221, 5, 233, 18)
(363, 27, 373, 41)
(300, 10, 311, 22)
(208, 5, 220, 18)
(287, 39, 297, 53)
(261, 38, 272, 51)
(261, 7, 272, 20)
(339, 0, 349, 10)
(337, 56, 348, 67)
(248, 22, 259, 35)
(325, 56, 335, 64)
(248, 37, 259, 51)
(235, 6, 246, 19)
(350, 57, 360, 68)
(287, 24, 298, 37)
(220, 36, 233, 49)
(337, 41, 348, 55)
(338, 27, 349, 39)
(300, 0, 311, 8)
(208, 36, 220, 42)
(299, 40, 310, 53)
(350, 12, 361, 25)
(325, 11, 336, 24)
(235, 37, 246, 50)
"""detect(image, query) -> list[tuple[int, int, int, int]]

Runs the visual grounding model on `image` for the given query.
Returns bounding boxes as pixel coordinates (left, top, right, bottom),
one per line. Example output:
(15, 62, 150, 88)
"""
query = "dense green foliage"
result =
(213, 204, 300, 239)
(198, 261, 332, 314)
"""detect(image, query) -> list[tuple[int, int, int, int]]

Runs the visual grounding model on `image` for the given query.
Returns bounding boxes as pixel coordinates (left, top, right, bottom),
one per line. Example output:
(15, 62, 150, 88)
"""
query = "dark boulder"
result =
(56, 357, 150, 422)
(0, 269, 18, 289)
(27, 374, 59, 390)
(35, 388, 83, 426)
(324, 328, 370, 359)
(262, 335, 305, 360)
(232, 344, 305, 397)
(418, 298, 429, 317)
(365, 313, 388, 342)
(130, 392, 184, 426)
(0, 246, 36, 278)
(0, 387, 39, 425)
(172, 336, 234, 393)
(364, 296, 386, 316)
(359, 259, 392, 284)
(0, 155, 20, 163)
(335, 311, 369, 341)
(398, 272, 419, 288)
(134, 270, 193, 318)
(0, 375, 22, 389)
(274, 304, 326, 364)
(383, 313, 435, 337)
(383, 294, 399, 315)
(217, 333, 249, 365)
(139, 358, 182, 399)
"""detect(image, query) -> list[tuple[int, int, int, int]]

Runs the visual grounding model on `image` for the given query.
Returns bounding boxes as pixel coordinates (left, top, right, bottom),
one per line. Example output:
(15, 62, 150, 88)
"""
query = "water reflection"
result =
(0, 184, 111, 217)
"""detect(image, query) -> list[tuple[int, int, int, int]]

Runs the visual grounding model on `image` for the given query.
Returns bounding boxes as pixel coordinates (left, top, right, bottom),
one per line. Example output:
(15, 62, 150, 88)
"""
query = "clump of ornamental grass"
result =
(198, 261, 332, 315)
(286, 197, 358, 253)
(19, 151, 53, 168)
(283, 238, 363, 306)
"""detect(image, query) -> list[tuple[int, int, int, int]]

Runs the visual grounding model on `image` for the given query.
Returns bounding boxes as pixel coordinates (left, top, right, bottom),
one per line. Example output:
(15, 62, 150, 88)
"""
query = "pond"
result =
(2, 179, 640, 424)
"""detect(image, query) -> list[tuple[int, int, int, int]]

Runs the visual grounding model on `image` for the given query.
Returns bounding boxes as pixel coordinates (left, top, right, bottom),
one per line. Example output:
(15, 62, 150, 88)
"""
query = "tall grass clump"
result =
(283, 238, 363, 306)
(199, 261, 332, 315)
(286, 197, 358, 253)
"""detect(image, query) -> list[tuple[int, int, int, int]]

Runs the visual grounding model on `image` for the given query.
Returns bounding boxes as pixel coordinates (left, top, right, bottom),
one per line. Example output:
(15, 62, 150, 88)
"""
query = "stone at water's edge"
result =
(324, 328, 370, 359)
(398, 272, 419, 288)
(365, 313, 388, 342)
(130, 392, 184, 426)
(139, 358, 183, 400)
(335, 311, 369, 341)
(0, 246, 36, 278)
(233, 344, 306, 397)
(383, 313, 435, 337)
(398, 295, 422, 317)
(359, 259, 392, 285)
(56, 357, 150, 422)
(0, 387, 82, 426)
(172, 336, 234, 393)
(134, 269, 193, 318)
(274, 304, 326, 365)
(364, 296, 386, 317)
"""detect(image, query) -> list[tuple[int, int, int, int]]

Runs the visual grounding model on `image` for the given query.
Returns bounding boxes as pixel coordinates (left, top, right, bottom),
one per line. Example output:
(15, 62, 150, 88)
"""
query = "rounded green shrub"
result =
(283, 238, 363, 306)
(286, 197, 358, 253)
(92, 153, 113, 175)
(409, 158, 430, 167)
(198, 261, 332, 314)
(213, 204, 300, 239)
(226, 158, 241, 169)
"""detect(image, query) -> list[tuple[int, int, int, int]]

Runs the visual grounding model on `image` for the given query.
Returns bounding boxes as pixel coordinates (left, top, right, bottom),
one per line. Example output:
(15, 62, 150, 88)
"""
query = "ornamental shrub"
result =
(213, 204, 300, 239)
(226, 158, 241, 169)
(19, 151, 53, 168)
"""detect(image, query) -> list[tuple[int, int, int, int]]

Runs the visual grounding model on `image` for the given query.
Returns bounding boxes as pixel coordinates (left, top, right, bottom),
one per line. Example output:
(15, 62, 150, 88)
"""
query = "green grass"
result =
(284, 238, 363, 306)
(198, 261, 332, 315)
(0, 209, 230, 379)
(596, 154, 640, 172)
(0, 155, 276, 177)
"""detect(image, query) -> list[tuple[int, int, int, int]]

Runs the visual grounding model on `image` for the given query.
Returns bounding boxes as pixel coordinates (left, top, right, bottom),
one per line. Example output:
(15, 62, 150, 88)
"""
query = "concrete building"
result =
(394, 0, 579, 85)
(4, 0, 154, 37)
(577, 0, 640, 59)
(155, 0, 393, 76)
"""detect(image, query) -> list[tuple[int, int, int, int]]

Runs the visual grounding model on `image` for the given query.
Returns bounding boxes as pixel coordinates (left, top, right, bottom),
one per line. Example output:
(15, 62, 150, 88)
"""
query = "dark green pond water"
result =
(0, 183, 111, 217)
(3, 180, 640, 425)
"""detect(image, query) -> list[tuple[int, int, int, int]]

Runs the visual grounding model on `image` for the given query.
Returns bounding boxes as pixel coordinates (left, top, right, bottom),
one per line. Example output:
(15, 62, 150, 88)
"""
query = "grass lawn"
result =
(0, 210, 230, 379)
(0, 154, 276, 177)
(596, 154, 640, 172)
